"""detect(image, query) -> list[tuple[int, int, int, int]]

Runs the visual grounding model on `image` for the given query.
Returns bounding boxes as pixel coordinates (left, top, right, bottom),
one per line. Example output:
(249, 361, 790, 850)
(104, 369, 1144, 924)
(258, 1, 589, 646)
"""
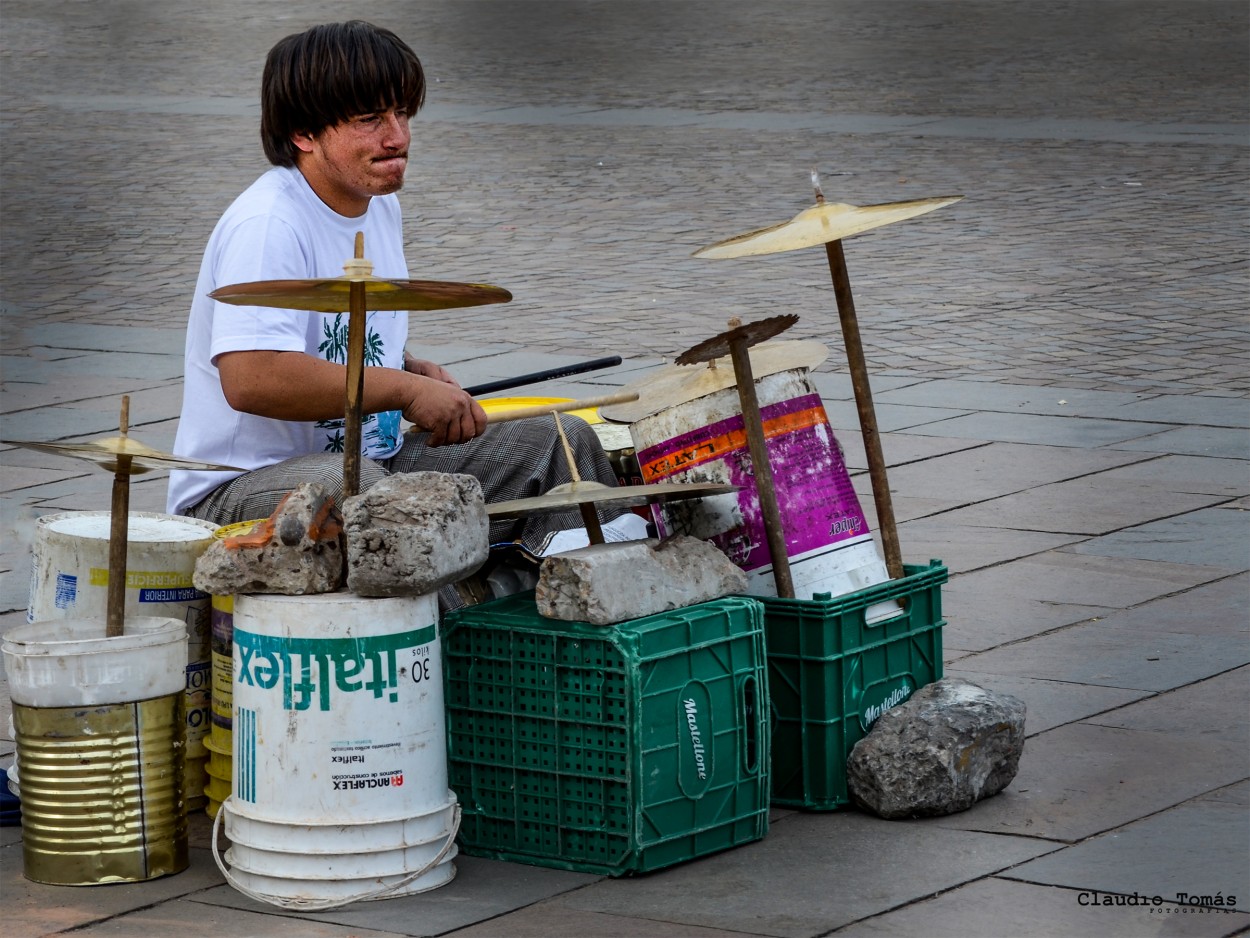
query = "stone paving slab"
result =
(552, 811, 1057, 938)
(1080, 667, 1250, 743)
(949, 625, 1247, 692)
(1086, 454, 1250, 497)
(5, 324, 186, 355)
(895, 519, 1080, 577)
(930, 723, 1250, 842)
(932, 474, 1230, 536)
(193, 855, 601, 937)
(904, 411, 1179, 448)
(827, 430, 987, 474)
(817, 399, 971, 434)
(876, 379, 1149, 419)
(2, 846, 228, 937)
(442, 903, 764, 938)
(1002, 798, 1250, 914)
(67, 901, 410, 938)
(1059, 572, 1249, 638)
(1066, 506, 1250, 571)
(1115, 395, 1250, 429)
(1, 375, 174, 414)
(834, 877, 1250, 937)
(1109, 425, 1250, 460)
(940, 552, 1224, 652)
(878, 442, 1154, 508)
(939, 672, 1151, 736)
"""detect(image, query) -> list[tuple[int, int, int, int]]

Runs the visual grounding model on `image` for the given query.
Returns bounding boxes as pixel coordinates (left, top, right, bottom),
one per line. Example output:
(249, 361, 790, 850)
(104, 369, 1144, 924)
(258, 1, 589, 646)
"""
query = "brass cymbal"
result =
(2, 437, 244, 475)
(209, 276, 512, 313)
(486, 481, 737, 519)
(693, 195, 963, 259)
(599, 338, 829, 423)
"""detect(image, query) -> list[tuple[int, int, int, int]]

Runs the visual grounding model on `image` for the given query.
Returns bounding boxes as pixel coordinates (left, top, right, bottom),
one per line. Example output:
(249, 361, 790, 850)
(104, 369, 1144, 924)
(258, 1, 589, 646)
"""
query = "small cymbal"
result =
(676, 314, 797, 366)
(693, 195, 963, 259)
(210, 276, 512, 313)
(486, 481, 737, 519)
(599, 338, 829, 423)
(2, 437, 244, 475)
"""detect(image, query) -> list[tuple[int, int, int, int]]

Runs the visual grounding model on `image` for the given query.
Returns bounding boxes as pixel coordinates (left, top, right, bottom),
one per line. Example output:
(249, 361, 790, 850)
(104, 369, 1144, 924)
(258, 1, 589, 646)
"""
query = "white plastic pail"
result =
(632, 369, 897, 607)
(1, 616, 189, 884)
(26, 511, 217, 804)
(215, 591, 458, 909)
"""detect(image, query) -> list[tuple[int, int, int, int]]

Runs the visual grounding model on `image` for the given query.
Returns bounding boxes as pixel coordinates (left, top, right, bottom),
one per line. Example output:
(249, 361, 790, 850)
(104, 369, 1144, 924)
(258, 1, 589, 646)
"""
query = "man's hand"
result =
(399, 374, 487, 446)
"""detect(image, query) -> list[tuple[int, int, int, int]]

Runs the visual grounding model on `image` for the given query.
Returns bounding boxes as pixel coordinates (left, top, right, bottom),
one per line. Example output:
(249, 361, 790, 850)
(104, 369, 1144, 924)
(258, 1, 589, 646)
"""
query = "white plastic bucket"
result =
(632, 369, 897, 608)
(1, 616, 189, 884)
(26, 511, 217, 803)
(215, 591, 458, 909)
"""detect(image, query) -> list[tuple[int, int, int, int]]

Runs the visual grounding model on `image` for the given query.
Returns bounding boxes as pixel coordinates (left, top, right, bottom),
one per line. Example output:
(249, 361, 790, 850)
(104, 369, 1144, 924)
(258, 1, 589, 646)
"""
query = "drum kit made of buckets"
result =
(2, 176, 960, 907)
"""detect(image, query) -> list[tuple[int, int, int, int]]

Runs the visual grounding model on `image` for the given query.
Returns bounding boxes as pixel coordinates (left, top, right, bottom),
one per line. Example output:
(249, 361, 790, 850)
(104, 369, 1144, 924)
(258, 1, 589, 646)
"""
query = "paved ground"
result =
(1, 2, 1248, 936)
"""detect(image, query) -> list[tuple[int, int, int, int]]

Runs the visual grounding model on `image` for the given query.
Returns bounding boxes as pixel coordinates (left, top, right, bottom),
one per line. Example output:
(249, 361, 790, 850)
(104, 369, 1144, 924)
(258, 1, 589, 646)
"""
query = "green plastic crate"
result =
(441, 593, 770, 876)
(762, 559, 948, 810)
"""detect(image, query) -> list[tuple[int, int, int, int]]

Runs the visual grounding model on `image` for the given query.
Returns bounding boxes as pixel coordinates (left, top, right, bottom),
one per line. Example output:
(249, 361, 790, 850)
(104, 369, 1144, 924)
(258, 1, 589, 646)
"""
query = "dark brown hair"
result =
(260, 21, 425, 167)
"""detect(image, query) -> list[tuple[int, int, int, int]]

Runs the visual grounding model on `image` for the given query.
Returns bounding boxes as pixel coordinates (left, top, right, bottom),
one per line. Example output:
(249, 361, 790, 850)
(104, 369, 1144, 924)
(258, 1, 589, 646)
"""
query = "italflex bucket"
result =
(632, 369, 896, 608)
(214, 591, 459, 910)
(2, 616, 189, 884)
(27, 511, 218, 806)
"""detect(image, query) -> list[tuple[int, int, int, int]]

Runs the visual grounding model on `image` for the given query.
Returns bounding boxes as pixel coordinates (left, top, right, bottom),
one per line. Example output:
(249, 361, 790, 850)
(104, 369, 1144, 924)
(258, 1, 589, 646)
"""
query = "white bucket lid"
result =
(39, 511, 217, 543)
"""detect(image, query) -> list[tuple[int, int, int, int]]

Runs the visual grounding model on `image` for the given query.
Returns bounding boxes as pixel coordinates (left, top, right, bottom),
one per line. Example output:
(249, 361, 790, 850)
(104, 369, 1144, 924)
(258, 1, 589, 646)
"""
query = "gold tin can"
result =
(13, 694, 188, 885)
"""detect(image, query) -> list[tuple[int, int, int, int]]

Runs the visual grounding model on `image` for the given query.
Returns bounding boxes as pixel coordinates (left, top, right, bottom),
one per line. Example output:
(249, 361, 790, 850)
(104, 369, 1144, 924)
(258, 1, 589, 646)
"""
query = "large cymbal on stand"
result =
(599, 337, 828, 423)
(2, 436, 244, 475)
(209, 237, 513, 499)
(209, 274, 512, 312)
(693, 195, 963, 259)
(486, 481, 737, 519)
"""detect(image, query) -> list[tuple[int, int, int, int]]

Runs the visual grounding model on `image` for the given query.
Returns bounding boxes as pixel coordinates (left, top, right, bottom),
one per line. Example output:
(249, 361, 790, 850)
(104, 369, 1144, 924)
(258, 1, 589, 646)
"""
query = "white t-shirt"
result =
(166, 167, 409, 514)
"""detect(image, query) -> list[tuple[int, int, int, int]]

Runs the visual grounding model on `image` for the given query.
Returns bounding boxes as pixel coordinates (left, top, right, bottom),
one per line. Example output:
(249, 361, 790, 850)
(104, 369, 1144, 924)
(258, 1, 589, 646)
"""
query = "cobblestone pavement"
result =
(1, 3, 1248, 938)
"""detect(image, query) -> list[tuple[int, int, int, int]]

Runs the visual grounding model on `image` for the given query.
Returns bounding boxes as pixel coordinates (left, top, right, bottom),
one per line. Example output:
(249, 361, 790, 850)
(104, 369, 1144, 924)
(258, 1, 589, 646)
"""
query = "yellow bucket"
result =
(477, 396, 604, 425)
(205, 519, 267, 816)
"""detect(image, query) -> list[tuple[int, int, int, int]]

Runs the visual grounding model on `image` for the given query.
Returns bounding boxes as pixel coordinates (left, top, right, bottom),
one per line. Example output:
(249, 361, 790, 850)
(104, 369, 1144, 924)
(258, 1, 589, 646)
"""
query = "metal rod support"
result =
(727, 337, 796, 599)
(824, 239, 904, 581)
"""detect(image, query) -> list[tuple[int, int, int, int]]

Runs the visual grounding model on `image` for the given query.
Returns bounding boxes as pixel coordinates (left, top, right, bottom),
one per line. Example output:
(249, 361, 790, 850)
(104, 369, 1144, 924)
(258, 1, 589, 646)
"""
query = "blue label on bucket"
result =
(54, 573, 78, 609)
(234, 625, 436, 713)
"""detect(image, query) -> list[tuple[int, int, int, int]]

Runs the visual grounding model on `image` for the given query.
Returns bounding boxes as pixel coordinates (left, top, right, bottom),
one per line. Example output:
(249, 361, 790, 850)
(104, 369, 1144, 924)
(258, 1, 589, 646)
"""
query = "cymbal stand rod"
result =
(553, 412, 604, 545)
(343, 232, 367, 499)
(726, 323, 795, 599)
(822, 238, 904, 581)
(106, 396, 132, 637)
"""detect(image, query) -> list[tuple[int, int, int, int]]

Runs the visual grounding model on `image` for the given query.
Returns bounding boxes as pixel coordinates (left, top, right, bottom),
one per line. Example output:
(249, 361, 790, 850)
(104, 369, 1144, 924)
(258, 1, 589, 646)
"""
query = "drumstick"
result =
(483, 391, 639, 424)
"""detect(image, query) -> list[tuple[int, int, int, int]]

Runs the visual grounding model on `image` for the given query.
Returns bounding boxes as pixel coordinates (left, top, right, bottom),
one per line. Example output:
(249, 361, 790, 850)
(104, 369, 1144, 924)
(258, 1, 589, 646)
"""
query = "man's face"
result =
(293, 107, 411, 217)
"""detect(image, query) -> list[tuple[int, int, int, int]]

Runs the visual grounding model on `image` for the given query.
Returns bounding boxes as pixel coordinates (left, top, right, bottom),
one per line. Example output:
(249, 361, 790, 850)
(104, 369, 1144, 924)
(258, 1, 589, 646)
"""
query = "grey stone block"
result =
(535, 536, 748, 625)
(343, 472, 488, 597)
(192, 483, 344, 596)
(847, 678, 1026, 819)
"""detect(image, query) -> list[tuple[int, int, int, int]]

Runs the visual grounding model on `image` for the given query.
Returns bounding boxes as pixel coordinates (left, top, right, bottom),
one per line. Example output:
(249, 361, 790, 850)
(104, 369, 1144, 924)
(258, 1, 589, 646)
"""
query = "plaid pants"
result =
(183, 415, 621, 554)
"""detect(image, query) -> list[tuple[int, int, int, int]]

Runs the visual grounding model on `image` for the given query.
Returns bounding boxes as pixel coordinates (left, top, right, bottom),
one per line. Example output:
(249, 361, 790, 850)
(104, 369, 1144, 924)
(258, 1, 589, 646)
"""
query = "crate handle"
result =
(741, 675, 759, 774)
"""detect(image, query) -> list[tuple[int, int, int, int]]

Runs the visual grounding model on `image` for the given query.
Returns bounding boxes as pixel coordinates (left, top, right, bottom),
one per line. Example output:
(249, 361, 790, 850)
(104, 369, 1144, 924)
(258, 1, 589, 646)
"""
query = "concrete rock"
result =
(343, 472, 489, 597)
(847, 678, 1026, 819)
(535, 535, 748, 625)
(192, 483, 344, 595)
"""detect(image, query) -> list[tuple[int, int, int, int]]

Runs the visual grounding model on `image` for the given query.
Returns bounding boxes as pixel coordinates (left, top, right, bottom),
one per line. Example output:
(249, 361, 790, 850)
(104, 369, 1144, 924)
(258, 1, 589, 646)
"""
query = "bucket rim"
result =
(2, 616, 187, 654)
(225, 790, 458, 831)
(36, 509, 219, 538)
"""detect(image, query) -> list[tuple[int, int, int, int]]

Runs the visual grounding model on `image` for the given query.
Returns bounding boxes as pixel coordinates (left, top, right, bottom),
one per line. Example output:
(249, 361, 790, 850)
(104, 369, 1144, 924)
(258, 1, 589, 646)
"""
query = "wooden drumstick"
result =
(552, 411, 605, 545)
(483, 391, 639, 424)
